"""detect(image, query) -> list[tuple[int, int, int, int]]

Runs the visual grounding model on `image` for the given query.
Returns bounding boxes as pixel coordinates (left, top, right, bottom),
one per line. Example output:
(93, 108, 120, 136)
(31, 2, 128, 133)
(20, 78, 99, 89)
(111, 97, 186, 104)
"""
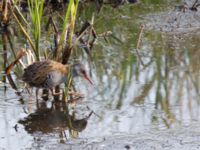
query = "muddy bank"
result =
(144, 1, 200, 33)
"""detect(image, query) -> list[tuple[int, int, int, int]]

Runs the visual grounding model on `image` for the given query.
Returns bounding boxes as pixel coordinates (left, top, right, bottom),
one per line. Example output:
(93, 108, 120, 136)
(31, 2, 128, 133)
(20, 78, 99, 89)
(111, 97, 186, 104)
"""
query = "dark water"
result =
(1, 0, 200, 149)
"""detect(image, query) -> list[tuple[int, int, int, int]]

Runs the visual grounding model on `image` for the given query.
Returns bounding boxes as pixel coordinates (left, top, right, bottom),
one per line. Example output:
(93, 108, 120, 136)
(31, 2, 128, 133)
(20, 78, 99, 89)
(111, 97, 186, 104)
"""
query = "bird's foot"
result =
(68, 91, 84, 98)
(67, 96, 84, 105)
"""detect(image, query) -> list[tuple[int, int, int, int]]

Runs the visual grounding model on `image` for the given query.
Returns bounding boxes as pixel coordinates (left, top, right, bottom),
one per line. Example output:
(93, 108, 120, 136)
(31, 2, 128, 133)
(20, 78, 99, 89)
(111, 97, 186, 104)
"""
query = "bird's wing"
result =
(23, 60, 68, 88)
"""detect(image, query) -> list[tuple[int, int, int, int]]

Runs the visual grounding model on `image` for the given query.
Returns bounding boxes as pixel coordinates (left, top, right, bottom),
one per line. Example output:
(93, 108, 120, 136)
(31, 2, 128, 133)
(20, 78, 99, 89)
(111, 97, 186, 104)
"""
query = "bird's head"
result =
(72, 63, 93, 85)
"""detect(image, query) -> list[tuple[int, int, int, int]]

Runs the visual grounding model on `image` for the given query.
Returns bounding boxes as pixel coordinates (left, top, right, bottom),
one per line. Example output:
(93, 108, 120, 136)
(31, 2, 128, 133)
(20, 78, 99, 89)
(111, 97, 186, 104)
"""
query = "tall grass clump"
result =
(11, 0, 79, 62)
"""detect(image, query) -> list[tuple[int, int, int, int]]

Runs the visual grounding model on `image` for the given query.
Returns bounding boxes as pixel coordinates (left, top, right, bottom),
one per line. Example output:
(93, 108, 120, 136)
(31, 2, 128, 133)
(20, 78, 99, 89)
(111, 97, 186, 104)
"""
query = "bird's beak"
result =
(83, 74, 93, 85)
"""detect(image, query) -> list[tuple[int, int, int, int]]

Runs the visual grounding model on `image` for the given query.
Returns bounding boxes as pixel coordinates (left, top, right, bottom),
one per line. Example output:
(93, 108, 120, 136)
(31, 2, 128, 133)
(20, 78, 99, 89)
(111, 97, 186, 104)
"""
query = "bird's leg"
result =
(36, 88, 39, 105)
(42, 89, 49, 101)
(50, 88, 62, 96)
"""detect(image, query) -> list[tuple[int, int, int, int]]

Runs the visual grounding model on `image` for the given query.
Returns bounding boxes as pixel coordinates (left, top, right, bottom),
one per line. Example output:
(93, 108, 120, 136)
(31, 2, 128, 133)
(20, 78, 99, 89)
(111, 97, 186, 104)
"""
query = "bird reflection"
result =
(18, 101, 93, 135)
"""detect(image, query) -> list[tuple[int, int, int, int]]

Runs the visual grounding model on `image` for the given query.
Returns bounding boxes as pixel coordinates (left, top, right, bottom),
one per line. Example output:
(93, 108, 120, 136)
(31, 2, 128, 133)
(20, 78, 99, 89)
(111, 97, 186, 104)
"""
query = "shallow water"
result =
(1, 0, 200, 149)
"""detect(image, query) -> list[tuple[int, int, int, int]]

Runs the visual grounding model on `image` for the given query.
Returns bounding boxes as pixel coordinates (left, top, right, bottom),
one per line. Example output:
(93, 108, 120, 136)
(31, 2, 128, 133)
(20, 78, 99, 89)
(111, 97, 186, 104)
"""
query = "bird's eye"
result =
(81, 70, 86, 75)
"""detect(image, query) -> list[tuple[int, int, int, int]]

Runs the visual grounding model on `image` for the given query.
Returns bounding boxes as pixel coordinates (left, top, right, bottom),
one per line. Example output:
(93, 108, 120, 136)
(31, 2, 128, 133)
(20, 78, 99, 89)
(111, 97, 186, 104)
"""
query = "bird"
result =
(22, 60, 93, 99)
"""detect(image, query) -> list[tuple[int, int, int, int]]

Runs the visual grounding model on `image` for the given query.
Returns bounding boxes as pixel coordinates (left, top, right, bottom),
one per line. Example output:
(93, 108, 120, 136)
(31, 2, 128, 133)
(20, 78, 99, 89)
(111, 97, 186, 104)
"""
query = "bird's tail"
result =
(6, 48, 26, 75)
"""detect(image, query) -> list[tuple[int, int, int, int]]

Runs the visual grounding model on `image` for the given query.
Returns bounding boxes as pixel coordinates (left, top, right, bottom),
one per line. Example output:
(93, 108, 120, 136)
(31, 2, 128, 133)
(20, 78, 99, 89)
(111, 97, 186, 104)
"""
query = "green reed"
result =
(27, 0, 44, 60)
(58, 0, 80, 99)
(11, 0, 43, 61)
(54, 0, 74, 61)
(55, 0, 79, 63)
